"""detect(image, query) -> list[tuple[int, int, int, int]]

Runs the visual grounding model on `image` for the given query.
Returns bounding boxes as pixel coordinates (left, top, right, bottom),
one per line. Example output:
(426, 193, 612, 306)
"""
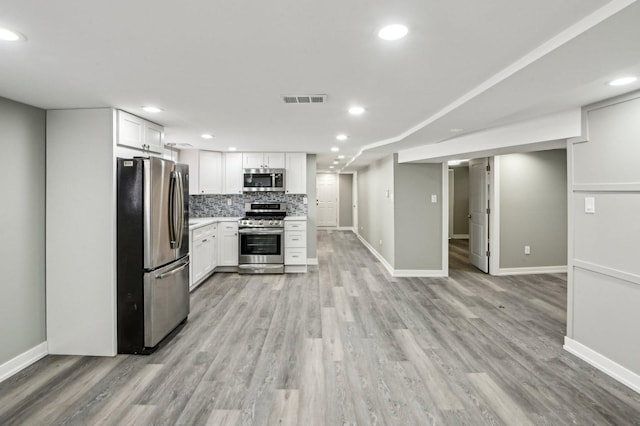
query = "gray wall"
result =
(338, 174, 353, 228)
(394, 159, 443, 270)
(452, 166, 469, 235)
(0, 97, 46, 365)
(306, 154, 317, 260)
(569, 92, 640, 375)
(499, 150, 567, 268)
(358, 155, 395, 267)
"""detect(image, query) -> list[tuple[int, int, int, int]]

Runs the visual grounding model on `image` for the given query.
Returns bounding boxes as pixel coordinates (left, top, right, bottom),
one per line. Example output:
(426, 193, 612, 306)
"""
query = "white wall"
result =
(0, 97, 46, 372)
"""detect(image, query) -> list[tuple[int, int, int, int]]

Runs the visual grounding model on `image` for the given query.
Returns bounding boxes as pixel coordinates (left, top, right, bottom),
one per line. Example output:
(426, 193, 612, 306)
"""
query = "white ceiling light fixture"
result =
(378, 24, 408, 41)
(142, 106, 163, 113)
(337, 155, 345, 159)
(608, 76, 637, 86)
(201, 133, 214, 139)
(331, 146, 339, 152)
(333, 161, 339, 164)
(336, 134, 348, 141)
(329, 166, 335, 169)
(450, 128, 464, 133)
(228, 147, 237, 151)
(0, 27, 25, 41)
(348, 106, 365, 115)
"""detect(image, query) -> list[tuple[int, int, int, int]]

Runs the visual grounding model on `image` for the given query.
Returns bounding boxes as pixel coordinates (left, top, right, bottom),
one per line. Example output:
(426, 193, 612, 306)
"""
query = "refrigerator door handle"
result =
(168, 171, 179, 249)
(156, 260, 190, 279)
(176, 171, 185, 250)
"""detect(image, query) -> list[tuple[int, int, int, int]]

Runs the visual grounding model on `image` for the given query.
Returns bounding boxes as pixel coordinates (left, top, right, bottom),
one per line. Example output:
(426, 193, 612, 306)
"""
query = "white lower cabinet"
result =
(284, 219, 307, 272)
(218, 222, 239, 266)
(189, 223, 217, 291)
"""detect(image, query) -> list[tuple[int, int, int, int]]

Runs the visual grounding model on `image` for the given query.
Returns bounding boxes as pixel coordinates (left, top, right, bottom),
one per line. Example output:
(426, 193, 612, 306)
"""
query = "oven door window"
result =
(240, 233, 282, 255)
(244, 173, 273, 189)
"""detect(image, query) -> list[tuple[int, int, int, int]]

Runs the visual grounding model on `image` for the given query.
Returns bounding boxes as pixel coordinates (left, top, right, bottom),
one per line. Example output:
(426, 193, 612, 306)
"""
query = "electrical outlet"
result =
(227, 198, 232, 206)
(303, 197, 308, 205)
(524, 245, 531, 255)
(431, 194, 437, 203)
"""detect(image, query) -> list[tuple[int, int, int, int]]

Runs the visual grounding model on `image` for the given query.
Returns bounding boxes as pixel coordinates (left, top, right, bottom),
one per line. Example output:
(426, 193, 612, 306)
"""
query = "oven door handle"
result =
(238, 228, 284, 235)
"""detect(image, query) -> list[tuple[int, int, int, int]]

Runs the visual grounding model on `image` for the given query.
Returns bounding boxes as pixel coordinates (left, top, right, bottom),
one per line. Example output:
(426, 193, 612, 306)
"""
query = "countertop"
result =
(189, 217, 241, 230)
(284, 216, 307, 221)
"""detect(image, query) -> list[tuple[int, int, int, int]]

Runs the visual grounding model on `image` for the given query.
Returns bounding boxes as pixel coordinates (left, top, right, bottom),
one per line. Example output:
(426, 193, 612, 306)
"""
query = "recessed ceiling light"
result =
(329, 166, 335, 169)
(331, 147, 339, 152)
(142, 106, 163, 113)
(608, 76, 637, 86)
(378, 24, 408, 41)
(337, 155, 345, 159)
(333, 161, 339, 165)
(228, 147, 237, 151)
(0, 27, 25, 41)
(201, 133, 214, 139)
(348, 106, 365, 115)
(336, 134, 348, 141)
(450, 128, 464, 133)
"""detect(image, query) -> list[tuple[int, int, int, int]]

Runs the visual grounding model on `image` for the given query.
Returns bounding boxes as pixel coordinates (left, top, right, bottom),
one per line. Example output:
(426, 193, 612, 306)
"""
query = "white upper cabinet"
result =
(285, 153, 307, 194)
(180, 150, 223, 195)
(243, 152, 285, 169)
(223, 152, 243, 194)
(199, 151, 223, 194)
(116, 110, 164, 153)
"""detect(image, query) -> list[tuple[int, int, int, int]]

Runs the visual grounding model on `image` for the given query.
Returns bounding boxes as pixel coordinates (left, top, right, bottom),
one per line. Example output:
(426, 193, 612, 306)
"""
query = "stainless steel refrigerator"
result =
(116, 157, 190, 354)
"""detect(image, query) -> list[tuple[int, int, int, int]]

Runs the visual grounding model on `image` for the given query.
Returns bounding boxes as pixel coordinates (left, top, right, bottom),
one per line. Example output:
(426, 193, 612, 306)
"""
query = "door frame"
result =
(316, 172, 338, 228)
(442, 157, 499, 276)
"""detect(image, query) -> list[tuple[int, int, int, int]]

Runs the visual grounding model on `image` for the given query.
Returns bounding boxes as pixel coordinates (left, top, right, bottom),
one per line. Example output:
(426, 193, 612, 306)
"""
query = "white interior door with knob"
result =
(469, 158, 490, 273)
(317, 173, 337, 227)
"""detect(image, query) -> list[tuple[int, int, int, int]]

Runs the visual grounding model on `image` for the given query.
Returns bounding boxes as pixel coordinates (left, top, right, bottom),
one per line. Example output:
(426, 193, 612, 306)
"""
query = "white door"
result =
(469, 158, 490, 273)
(317, 173, 337, 227)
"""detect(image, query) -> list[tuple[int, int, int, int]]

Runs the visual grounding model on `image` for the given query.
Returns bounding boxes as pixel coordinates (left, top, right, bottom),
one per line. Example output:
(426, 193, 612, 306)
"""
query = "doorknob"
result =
(468, 215, 472, 219)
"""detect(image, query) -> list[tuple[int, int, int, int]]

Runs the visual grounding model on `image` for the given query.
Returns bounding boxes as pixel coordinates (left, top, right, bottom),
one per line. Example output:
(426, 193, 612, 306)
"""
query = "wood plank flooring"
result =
(1, 232, 639, 425)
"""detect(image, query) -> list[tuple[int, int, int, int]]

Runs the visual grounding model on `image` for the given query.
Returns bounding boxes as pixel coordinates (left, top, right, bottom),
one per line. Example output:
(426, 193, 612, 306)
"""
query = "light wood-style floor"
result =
(1, 232, 639, 425)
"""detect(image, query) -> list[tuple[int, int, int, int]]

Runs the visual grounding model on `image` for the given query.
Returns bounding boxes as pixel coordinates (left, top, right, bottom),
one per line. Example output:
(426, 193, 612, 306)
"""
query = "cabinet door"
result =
(285, 153, 307, 194)
(117, 111, 144, 150)
(243, 153, 264, 169)
(218, 222, 239, 266)
(199, 151, 223, 194)
(223, 153, 243, 194)
(144, 122, 164, 153)
(179, 150, 200, 195)
(264, 153, 285, 168)
(193, 238, 206, 283)
(203, 235, 216, 273)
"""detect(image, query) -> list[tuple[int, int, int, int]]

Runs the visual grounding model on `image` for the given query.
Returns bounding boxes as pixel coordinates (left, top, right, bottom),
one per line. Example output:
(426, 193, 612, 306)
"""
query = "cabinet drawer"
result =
(285, 248, 306, 265)
(285, 221, 306, 232)
(219, 222, 238, 233)
(285, 231, 306, 248)
(193, 223, 216, 240)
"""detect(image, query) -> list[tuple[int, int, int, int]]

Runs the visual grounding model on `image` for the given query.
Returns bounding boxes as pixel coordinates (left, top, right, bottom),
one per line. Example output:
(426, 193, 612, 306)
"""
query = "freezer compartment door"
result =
(143, 257, 190, 348)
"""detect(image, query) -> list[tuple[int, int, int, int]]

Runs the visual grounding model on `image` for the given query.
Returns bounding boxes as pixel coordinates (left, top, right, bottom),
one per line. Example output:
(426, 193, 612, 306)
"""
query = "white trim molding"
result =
(337, 226, 356, 232)
(357, 234, 447, 278)
(0, 342, 48, 383)
(564, 337, 640, 394)
(493, 265, 568, 276)
(452, 234, 469, 239)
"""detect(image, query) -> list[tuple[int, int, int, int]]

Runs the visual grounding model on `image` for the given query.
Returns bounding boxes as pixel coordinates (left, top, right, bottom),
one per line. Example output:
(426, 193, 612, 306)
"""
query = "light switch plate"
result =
(303, 197, 308, 205)
(585, 197, 595, 214)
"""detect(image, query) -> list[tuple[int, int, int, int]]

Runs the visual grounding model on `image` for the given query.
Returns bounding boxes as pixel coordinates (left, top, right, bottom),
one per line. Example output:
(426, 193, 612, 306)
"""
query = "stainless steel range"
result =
(238, 202, 286, 274)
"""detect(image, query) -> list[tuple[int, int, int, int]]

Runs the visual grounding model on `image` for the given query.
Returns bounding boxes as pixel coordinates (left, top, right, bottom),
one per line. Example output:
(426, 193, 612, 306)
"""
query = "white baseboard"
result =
(394, 269, 447, 277)
(564, 337, 640, 394)
(356, 235, 446, 278)
(0, 342, 48, 383)
(492, 265, 568, 276)
(307, 258, 318, 266)
(452, 234, 469, 239)
(357, 234, 394, 276)
(337, 226, 355, 232)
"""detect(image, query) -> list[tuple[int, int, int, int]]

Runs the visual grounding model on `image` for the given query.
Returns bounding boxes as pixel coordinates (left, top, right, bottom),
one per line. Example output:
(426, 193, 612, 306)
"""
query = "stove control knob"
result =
(258, 220, 264, 226)
(269, 221, 274, 226)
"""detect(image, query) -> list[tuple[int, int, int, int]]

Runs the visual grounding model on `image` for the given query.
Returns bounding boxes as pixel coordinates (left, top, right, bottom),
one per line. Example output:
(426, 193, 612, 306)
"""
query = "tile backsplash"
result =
(190, 192, 308, 217)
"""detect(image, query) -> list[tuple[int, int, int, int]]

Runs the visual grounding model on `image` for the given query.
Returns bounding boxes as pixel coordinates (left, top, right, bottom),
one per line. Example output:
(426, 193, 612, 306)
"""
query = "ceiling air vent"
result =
(283, 94, 328, 104)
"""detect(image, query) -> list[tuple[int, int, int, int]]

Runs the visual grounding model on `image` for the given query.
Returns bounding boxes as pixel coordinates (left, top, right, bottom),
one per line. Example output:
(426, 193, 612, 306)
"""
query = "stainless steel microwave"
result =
(243, 168, 285, 192)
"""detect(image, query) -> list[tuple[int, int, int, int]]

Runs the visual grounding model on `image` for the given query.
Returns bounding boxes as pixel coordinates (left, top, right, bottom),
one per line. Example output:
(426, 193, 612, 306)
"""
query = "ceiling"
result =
(1, 0, 639, 171)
